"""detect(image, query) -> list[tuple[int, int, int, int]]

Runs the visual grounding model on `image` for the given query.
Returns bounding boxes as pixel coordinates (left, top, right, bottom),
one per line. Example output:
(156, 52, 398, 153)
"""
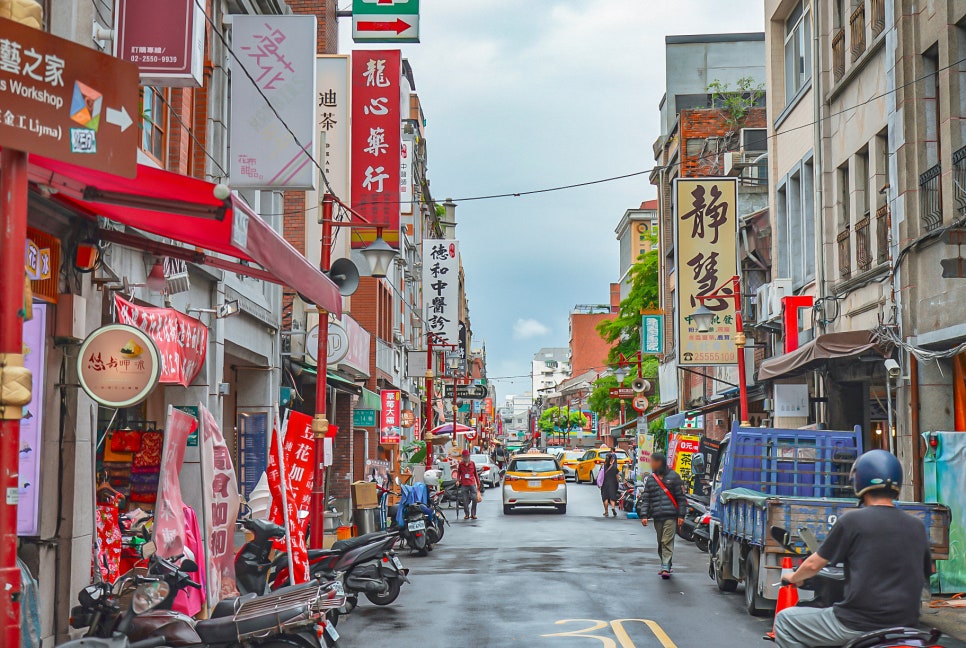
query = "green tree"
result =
(537, 406, 588, 434)
(707, 76, 765, 133)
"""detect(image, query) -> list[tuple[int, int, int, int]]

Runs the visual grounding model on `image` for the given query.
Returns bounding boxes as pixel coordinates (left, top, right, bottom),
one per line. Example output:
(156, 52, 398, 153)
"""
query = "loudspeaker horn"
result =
(327, 258, 360, 296)
(631, 377, 651, 393)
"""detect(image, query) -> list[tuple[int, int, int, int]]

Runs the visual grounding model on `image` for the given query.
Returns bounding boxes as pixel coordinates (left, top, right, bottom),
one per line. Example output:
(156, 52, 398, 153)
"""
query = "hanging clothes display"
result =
(94, 491, 122, 583)
(171, 504, 207, 617)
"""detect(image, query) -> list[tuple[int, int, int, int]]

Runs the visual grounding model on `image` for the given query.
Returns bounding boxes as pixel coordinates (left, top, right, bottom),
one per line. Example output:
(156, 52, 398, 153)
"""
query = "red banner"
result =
(267, 410, 315, 583)
(153, 407, 197, 558)
(200, 405, 240, 604)
(380, 389, 401, 443)
(351, 50, 401, 248)
(114, 294, 208, 387)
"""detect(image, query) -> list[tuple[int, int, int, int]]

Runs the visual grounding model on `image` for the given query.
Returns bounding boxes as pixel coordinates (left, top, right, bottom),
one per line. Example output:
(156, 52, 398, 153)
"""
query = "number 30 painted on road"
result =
(542, 619, 679, 648)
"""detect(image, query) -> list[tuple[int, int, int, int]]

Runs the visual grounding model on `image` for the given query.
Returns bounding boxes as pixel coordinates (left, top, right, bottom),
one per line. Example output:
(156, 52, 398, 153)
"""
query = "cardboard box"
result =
(352, 481, 378, 508)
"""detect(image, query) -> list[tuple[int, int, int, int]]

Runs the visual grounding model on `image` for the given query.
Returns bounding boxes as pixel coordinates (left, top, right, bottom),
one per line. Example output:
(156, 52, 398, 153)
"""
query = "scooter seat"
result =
(195, 607, 308, 644)
(331, 531, 391, 552)
(211, 592, 257, 619)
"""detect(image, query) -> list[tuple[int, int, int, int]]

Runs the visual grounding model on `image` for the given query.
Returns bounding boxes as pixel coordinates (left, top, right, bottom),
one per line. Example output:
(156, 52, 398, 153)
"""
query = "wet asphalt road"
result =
(335, 482, 966, 648)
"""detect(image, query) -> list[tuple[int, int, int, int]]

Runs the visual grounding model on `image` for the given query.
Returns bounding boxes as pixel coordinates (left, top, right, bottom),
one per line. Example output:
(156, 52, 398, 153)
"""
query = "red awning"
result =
(27, 154, 341, 316)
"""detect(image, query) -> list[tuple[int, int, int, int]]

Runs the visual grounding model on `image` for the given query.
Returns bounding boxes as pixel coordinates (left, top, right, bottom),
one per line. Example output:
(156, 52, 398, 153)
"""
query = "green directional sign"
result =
(352, 0, 420, 43)
(353, 409, 377, 427)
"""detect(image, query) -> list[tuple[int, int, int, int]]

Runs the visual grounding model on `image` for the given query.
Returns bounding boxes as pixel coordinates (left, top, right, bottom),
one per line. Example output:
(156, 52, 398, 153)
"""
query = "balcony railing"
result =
(855, 214, 872, 272)
(870, 0, 885, 36)
(919, 163, 943, 232)
(832, 29, 846, 82)
(838, 227, 852, 279)
(850, 2, 867, 61)
(954, 145, 966, 215)
(876, 204, 890, 265)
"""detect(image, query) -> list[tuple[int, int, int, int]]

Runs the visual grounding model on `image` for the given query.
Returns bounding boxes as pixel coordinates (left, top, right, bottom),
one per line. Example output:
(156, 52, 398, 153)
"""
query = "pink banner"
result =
(267, 410, 314, 583)
(200, 404, 241, 604)
(115, 294, 208, 387)
(153, 407, 197, 557)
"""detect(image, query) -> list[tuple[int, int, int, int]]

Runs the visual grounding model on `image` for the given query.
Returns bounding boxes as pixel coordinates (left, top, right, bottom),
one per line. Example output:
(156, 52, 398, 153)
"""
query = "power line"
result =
(154, 91, 230, 178)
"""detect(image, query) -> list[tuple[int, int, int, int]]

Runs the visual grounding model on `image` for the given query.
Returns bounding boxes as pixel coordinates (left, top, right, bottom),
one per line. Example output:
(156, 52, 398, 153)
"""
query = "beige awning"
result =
(758, 331, 891, 381)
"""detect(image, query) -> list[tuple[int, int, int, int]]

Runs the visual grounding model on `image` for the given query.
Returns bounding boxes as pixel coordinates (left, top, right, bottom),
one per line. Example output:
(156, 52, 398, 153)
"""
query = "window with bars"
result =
(838, 228, 852, 279)
(850, 2, 867, 61)
(870, 0, 885, 36)
(954, 145, 966, 216)
(855, 215, 872, 271)
(919, 164, 943, 232)
(832, 29, 846, 82)
(876, 204, 890, 265)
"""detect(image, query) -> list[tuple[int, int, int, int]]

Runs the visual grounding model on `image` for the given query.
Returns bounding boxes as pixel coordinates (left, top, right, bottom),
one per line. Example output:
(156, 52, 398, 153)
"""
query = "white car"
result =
(471, 454, 503, 488)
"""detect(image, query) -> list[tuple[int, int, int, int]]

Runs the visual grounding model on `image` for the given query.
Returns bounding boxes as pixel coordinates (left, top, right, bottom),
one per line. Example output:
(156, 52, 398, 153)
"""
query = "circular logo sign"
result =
(400, 409, 416, 428)
(632, 395, 650, 414)
(306, 321, 350, 365)
(77, 324, 161, 408)
(465, 430, 478, 442)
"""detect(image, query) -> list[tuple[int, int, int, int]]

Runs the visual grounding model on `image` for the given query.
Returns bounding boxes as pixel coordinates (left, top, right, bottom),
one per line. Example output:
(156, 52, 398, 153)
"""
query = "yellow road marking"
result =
(542, 619, 678, 647)
(611, 619, 679, 648)
(541, 619, 617, 647)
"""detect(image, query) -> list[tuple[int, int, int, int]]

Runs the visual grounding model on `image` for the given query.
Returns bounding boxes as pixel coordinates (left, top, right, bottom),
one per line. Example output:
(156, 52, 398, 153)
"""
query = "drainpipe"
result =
(811, 0, 828, 424)
(910, 355, 923, 501)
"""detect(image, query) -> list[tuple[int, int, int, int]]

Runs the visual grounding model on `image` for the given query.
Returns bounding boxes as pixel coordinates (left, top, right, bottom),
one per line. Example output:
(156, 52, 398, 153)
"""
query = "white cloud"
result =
(513, 318, 551, 340)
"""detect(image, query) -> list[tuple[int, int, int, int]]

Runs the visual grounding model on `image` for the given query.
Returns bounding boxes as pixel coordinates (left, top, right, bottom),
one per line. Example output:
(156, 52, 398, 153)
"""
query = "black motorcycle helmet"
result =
(850, 449, 903, 498)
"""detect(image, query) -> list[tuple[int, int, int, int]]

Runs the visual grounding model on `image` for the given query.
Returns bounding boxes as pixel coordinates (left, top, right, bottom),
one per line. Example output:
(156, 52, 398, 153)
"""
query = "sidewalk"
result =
(923, 601, 966, 646)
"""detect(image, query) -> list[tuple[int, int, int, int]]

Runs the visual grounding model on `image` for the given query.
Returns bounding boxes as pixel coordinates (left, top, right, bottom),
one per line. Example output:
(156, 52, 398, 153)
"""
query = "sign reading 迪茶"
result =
(642, 313, 663, 355)
(114, 295, 207, 388)
(230, 15, 317, 189)
(316, 55, 351, 202)
(77, 324, 161, 408)
(352, 0, 420, 43)
(0, 17, 139, 176)
(113, 0, 205, 87)
(423, 239, 459, 344)
(380, 389, 401, 443)
(674, 178, 738, 366)
(351, 50, 401, 248)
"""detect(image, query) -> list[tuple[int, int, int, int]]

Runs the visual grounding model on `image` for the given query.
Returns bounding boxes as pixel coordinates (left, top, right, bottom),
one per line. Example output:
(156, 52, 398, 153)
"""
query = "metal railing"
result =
(850, 2, 867, 61)
(870, 0, 885, 36)
(832, 29, 846, 82)
(919, 163, 943, 232)
(954, 145, 966, 215)
(876, 204, 890, 265)
(838, 227, 852, 279)
(855, 214, 872, 271)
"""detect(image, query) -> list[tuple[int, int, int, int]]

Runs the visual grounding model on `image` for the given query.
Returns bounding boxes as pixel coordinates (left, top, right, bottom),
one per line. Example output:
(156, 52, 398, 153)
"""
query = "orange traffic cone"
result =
(765, 557, 799, 640)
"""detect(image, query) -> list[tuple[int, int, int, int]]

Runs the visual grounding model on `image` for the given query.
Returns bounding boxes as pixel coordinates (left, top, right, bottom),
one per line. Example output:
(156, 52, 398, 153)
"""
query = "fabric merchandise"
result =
(129, 468, 160, 504)
(110, 429, 142, 453)
(133, 431, 164, 468)
(102, 443, 134, 463)
(172, 505, 207, 617)
(95, 500, 122, 583)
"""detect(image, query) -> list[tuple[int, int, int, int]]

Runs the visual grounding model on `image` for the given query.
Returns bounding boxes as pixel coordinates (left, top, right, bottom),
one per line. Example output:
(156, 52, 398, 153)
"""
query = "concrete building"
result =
(499, 393, 534, 439)
(532, 347, 570, 398)
(615, 200, 659, 301)
(569, 304, 615, 378)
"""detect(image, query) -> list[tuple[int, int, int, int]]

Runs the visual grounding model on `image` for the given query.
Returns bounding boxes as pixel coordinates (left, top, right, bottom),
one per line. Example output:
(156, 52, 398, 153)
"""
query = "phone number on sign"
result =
(130, 55, 179, 64)
(690, 352, 735, 362)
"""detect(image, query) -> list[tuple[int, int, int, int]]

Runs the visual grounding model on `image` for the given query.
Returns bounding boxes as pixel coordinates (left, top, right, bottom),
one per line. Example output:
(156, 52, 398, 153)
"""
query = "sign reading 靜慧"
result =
(230, 15, 317, 189)
(422, 239, 459, 345)
(674, 178, 738, 366)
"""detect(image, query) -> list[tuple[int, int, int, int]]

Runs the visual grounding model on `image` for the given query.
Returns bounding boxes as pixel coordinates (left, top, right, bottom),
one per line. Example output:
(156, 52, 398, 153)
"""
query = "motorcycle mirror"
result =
(130, 581, 170, 614)
(180, 559, 198, 573)
(691, 454, 706, 476)
(140, 541, 156, 558)
(78, 584, 103, 607)
(394, 476, 401, 485)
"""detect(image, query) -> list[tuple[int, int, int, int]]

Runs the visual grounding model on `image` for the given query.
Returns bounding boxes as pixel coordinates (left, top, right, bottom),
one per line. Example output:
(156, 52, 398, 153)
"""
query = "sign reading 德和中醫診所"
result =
(422, 239, 459, 345)
(674, 178, 738, 367)
(229, 15, 317, 189)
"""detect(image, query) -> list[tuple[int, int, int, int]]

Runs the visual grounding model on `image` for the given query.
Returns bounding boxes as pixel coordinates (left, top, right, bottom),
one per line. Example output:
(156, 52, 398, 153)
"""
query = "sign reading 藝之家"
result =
(0, 17, 139, 176)
(674, 178, 738, 366)
(229, 15, 317, 189)
(422, 239, 459, 345)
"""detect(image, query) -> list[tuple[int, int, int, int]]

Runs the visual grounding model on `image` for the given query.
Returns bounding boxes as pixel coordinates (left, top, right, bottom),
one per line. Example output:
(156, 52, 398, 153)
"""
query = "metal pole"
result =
(732, 276, 751, 427)
(886, 375, 895, 454)
(0, 148, 28, 646)
(424, 334, 434, 469)
(309, 195, 334, 550)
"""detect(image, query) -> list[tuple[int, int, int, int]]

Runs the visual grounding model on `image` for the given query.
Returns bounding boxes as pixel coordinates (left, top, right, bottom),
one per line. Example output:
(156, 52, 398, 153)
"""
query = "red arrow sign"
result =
(356, 18, 411, 33)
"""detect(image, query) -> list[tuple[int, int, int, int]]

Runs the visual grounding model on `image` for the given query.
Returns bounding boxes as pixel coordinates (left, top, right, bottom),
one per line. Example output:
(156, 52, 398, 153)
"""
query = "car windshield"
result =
(470, 455, 489, 465)
(563, 452, 583, 460)
(509, 459, 559, 473)
(614, 451, 629, 459)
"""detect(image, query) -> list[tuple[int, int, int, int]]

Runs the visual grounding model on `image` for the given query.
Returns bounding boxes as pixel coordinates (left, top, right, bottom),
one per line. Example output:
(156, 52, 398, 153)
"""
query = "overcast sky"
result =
(341, 0, 765, 397)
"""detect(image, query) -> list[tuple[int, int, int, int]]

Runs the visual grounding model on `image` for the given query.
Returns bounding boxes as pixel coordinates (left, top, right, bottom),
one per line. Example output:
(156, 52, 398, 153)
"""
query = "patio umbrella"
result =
(429, 423, 473, 436)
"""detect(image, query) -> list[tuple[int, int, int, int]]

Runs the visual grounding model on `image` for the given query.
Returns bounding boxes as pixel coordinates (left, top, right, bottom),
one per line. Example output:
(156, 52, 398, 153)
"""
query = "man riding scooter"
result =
(774, 450, 933, 648)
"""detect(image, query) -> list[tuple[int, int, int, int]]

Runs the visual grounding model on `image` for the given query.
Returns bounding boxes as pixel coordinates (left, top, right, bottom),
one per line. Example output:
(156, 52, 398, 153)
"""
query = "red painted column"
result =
(310, 195, 334, 549)
(781, 296, 815, 353)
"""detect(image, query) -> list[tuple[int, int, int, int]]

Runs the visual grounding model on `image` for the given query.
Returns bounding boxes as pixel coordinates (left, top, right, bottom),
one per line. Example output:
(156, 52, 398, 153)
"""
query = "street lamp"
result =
(689, 275, 750, 427)
(613, 366, 629, 383)
(360, 234, 397, 279)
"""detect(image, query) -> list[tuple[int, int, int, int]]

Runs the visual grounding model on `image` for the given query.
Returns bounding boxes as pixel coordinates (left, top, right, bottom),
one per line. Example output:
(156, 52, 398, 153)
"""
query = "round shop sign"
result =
(306, 321, 350, 365)
(77, 324, 161, 408)
(400, 409, 416, 428)
(632, 394, 650, 414)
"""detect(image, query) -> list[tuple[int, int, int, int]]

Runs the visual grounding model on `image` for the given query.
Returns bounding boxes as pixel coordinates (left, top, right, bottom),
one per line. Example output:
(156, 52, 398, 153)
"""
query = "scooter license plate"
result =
(408, 520, 426, 532)
(325, 622, 340, 642)
(528, 480, 541, 488)
(391, 555, 403, 570)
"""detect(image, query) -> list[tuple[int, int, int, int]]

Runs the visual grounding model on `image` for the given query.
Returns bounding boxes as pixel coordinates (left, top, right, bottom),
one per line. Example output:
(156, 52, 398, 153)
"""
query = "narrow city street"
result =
(340, 483, 769, 647)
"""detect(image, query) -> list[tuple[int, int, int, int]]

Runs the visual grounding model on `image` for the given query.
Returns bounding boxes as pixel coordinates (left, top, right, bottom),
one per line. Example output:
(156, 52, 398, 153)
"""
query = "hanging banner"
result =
(400, 139, 414, 215)
(422, 239, 459, 344)
(636, 432, 655, 477)
(674, 177, 739, 366)
(380, 389, 402, 443)
(115, 295, 207, 387)
(230, 15, 317, 189)
(200, 404, 240, 603)
(351, 49, 401, 248)
(316, 55, 351, 202)
(153, 406, 197, 557)
(267, 410, 314, 583)
(18, 305, 46, 536)
(667, 432, 701, 488)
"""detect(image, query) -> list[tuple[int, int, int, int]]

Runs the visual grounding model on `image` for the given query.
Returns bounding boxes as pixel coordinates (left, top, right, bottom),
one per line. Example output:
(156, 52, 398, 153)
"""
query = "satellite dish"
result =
(327, 258, 360, 296)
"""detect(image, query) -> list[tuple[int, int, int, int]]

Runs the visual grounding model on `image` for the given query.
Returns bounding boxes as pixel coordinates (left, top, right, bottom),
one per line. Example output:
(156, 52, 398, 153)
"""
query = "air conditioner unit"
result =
(755, 283, 771, 324)
(769, 278, 793, 319)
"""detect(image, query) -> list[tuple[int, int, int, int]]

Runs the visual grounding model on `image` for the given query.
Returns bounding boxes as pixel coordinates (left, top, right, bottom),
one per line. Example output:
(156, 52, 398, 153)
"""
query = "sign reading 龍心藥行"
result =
(352, 0, 420, 43)
(77, 324, 161, 408)
(0, 17, 139, 176)
(674, 177, 738, 366)
(422, 239, 459, 345)
(351, 50, 401, 248)
(230, 15, 317, 189)
(113, 0, 205, 87)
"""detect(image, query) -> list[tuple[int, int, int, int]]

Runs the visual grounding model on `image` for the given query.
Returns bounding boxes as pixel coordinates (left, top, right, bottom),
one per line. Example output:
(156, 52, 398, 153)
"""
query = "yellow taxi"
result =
(573, 447, 631, 484)
(502, 452, 567, 515)
(559, 451, 584, 481)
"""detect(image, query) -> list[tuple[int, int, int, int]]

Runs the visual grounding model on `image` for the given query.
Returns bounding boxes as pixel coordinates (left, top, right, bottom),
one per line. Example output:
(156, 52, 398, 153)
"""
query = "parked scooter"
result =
(691, 510, 711, 553)
(769, 526, 943, 648)
(678, 495, 709, 543)
(388, 483, 437, 556)
(59, 580, 170, 648)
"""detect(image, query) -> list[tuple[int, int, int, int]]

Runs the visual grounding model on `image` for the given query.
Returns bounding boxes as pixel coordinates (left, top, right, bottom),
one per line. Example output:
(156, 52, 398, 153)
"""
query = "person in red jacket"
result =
(455, 449, 482, 520)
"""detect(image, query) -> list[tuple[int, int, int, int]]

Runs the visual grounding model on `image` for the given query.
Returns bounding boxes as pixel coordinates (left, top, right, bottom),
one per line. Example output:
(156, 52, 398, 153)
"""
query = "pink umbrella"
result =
(430, 423, 474, 436)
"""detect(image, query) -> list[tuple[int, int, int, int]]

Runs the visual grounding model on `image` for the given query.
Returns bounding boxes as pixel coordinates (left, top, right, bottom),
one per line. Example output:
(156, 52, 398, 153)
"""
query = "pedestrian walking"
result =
(598, 452, 620, 517)
(635, 452, 686, 578)
(455, 449, 482, 520)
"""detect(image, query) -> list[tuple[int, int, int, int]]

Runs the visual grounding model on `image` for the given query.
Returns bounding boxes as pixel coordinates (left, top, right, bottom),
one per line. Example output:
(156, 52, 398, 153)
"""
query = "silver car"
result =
(471, 454, 503, 488)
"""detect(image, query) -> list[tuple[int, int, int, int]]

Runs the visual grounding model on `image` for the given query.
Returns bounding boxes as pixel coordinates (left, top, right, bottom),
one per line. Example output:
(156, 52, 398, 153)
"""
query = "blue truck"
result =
(706, 424, 950, 616)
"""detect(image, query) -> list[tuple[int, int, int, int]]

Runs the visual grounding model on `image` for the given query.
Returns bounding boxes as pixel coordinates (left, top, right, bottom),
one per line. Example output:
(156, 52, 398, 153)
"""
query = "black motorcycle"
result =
(388, 499, 434, 556)
(60, 580, 170, 648)
(678, 495, 709, 543)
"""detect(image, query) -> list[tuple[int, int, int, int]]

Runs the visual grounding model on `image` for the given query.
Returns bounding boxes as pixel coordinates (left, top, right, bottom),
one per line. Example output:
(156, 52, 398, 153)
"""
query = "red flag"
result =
(267, 411, 315, 583)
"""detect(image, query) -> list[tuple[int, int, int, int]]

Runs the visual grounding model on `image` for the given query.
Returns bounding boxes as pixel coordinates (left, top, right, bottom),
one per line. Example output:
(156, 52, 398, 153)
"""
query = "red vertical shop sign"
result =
(351, 50, 401, 248)
(380, 389, 402, 443)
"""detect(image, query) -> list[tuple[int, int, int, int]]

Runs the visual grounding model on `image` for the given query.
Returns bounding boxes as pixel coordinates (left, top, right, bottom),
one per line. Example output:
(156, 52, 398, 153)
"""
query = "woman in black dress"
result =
(599, 453, 620, 517)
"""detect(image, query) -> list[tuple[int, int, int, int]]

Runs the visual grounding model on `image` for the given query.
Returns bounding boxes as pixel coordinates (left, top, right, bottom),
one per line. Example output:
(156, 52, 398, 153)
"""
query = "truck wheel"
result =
(713, 537, 738, 592)
(744, 548, 774, 616)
